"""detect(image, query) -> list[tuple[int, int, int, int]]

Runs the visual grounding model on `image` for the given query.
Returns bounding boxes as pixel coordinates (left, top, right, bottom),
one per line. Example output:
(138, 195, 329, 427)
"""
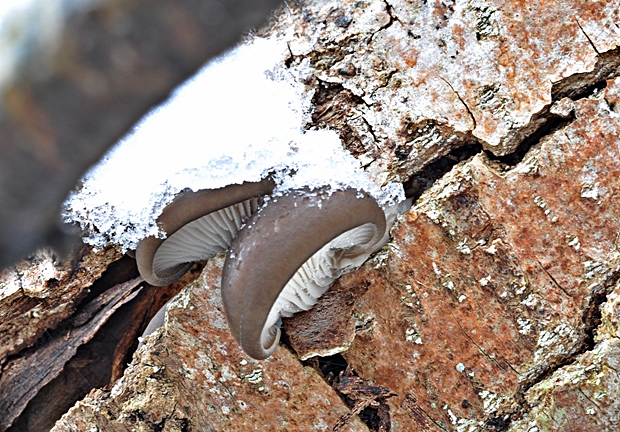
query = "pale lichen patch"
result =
(566, 235, 581, 251)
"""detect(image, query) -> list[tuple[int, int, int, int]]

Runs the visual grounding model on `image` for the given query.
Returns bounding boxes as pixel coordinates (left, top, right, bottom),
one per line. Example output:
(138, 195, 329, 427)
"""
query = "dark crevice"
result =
(309, 81, 373, 158)
(566, 78, 609, 102)
(514, 352, 583, 408)
(360, 115, 379, 145)
(506, 271, 620, 430)
(314, 353, 350, 383)
(582, 273, 619, 351)
(551, 47, 620, 101)
(280, 320, 347, 380)
(358, 405, 392, 431)
(403, 143, 483, 201)
(79, 254, 140, 306)
(381, 1, 404, 31)
(485, 414, 513, 431)
(283, 330, 395, 432)
(368, 0, 396, 42)
(505, 356, 583, 432)
(368, 69, 397, 100)
(277, 324, 296, 353)
(284, 42, 295, 68)
(483, 113, 574, 169)
(311, 82, 367, 122)
(300, 352, 394, 432)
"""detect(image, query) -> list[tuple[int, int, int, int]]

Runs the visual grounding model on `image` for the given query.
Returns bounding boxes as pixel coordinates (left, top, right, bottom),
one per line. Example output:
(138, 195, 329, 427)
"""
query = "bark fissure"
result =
(368, 69, 398, 100)
(439, 77, 477, 131)
(582, 272, 620, 351)
(301, 353, 396, 432)
(574, 17, 601, 56)
(534, 257, 572, 299)
(451, 313, 510, 374)
(484, 114, 574, 169)
(0, 277, 143, 430)
(370, 0, 396, 39)
(403, 143, 482, 201)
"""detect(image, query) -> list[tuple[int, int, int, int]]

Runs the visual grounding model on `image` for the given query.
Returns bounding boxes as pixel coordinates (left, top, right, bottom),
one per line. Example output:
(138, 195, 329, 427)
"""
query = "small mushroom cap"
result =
(137, 297, 173, 349)
(221, 186, 387, 360)
(136, 178, 274, 286)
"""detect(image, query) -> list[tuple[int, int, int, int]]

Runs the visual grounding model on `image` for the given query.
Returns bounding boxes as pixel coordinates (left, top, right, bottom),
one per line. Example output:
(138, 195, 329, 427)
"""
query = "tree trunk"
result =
(1, 0, 620, 431)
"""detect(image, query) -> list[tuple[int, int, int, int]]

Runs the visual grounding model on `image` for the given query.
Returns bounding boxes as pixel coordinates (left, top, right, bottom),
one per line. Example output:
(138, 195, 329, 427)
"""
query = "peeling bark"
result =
(0, 277, 143, 431)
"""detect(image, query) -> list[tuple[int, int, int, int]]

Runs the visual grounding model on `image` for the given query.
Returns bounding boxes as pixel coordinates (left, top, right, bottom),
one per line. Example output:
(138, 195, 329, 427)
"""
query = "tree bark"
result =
(1, 0, 619, 431)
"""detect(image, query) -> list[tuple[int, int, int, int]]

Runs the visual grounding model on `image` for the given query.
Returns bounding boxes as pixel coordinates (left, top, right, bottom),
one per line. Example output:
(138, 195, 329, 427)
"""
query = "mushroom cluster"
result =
(136, 178, 275, 286)
(135, 180, 398, 359)
(61, 36, 408, 360)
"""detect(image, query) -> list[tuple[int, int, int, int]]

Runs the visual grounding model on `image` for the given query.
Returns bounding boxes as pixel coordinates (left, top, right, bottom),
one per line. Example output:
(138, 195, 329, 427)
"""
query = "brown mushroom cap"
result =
(136, 178, 275, 286)
(220, 186, 387, 360)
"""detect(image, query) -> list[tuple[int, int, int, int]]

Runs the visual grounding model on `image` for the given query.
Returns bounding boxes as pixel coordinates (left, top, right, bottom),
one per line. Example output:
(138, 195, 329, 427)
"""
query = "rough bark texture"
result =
(287, 79, 620, 430)
(0, 247, 123, 365)
(0, 248, 203, 431)
(0, 0, 619, 431)
(53, 257, 369, 432)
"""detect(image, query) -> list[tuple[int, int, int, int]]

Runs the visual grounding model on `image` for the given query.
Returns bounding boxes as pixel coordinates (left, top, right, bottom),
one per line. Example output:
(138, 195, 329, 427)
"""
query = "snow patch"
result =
(63, 36, 404, 251)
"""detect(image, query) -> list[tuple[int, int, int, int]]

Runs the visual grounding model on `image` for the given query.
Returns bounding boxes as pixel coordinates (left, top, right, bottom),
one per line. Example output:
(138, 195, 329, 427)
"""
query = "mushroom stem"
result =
(136, 178, 274, 286)
(221, 187, 387, 360)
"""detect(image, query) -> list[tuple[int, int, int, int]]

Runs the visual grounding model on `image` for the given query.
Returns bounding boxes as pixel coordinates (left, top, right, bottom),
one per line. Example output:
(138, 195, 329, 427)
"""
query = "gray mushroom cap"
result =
(137, 297, 172, 349)
(135, 178, 275, 286)
(220, 186, 387, 360)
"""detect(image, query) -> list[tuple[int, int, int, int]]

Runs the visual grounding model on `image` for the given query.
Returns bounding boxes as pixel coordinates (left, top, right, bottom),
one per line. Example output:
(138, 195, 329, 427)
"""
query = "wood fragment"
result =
(0, 277, 143, 431)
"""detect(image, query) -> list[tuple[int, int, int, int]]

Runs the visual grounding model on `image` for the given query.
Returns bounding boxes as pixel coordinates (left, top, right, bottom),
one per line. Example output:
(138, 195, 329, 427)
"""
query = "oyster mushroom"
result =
(221, 186, 388, 360)
(137, 298, 172, 349)
(136, 178, 274, 286)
